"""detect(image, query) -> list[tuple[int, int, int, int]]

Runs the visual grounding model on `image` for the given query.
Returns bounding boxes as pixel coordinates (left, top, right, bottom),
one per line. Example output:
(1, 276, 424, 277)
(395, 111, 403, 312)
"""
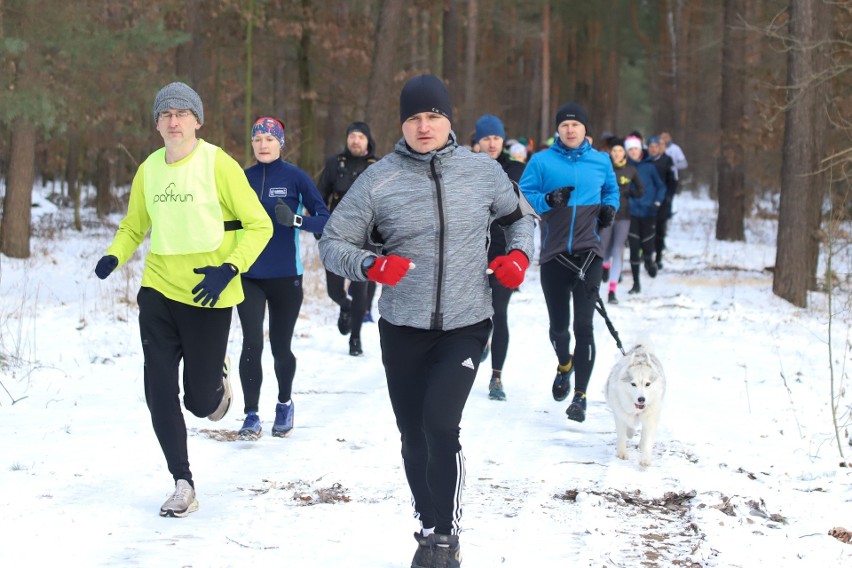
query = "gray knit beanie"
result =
(152, 82, 204, 125)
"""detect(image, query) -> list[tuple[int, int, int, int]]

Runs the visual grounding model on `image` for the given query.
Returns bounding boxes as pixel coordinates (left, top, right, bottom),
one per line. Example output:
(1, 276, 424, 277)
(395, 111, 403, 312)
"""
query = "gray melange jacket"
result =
(318, 134, 535, 331)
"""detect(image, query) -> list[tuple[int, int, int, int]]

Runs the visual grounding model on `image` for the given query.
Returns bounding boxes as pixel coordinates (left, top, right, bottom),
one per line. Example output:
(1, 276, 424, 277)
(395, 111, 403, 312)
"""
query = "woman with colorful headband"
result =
(236, 116, 330, 439)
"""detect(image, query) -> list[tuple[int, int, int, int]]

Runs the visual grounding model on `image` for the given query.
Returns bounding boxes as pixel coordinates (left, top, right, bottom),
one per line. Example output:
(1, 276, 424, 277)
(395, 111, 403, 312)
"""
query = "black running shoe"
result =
(552, 359, 574, 402)
(645, 258, 658, 278)
(566, 392, 587, 423)
(349, 336, 363, 356)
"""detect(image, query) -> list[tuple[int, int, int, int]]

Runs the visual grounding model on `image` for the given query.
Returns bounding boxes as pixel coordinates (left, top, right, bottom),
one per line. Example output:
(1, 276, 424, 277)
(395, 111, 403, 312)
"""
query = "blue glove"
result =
(95, 255, 118, 280)
(192, 264, 238, 307)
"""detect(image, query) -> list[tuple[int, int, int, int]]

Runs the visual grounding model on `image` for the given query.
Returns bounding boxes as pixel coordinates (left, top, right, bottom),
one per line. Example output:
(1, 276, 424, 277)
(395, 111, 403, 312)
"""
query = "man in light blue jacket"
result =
(519, 102, 619, 424)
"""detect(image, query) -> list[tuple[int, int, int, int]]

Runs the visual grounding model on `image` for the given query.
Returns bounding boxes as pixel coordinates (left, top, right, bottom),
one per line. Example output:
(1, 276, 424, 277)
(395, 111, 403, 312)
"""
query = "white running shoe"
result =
(159, 479, 199, 517)
(207, 356, 232, 422)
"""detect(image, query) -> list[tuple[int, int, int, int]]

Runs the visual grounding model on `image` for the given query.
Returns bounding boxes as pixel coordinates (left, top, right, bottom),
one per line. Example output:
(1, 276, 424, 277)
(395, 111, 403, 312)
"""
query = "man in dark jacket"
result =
(647, 135, 677, 269)
(317, 122, 378, 356)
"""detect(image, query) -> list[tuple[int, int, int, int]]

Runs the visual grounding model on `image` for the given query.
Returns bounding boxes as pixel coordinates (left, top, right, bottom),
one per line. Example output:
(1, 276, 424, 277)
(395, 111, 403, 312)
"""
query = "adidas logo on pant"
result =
(461, 357, 474, 369)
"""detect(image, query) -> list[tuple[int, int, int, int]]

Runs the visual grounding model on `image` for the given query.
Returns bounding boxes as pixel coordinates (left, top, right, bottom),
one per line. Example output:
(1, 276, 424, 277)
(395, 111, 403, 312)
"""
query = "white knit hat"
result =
(624, 136, 643, 152)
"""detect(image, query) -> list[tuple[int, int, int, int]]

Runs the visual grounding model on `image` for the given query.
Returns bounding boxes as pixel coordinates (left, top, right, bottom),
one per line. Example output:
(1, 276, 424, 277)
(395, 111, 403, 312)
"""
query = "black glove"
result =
(275, 199, 302, 227)
(94, 255, 118, 280)
(598, 205, 615, 228)
(544, 186, 574, 208)
(191, 264, 238, 307)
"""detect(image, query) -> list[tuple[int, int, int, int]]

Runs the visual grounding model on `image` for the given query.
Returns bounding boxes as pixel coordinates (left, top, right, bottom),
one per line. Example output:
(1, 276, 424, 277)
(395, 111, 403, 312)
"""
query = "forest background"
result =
(0, 0, 850, 308)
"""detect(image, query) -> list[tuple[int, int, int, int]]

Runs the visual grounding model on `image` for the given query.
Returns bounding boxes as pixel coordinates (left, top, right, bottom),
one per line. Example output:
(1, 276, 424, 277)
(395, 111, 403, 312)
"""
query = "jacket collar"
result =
(552, 138, 591, 158)
(395, 131, 458, 162)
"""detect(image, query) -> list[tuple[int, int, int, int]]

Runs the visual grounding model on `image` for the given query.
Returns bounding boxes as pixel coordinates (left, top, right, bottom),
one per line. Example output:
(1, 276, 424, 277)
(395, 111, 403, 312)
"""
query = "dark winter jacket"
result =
(519, 139, 620, 263)
(650, 152, 678, 201)
(318, 132, 536, 331)
(611, 160, 644, 221)
(628, 156, 666, 218)
(488, 152, 527, 261)
(243, 158, 329, 279)
(317, 134, 378, 212)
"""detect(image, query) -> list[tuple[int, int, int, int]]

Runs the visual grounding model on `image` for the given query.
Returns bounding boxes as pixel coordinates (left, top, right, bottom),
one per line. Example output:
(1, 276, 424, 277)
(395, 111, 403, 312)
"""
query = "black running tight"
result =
(539, 255, 602, 394)
(488, 274, 513, 371)
(236, 275, 303, 413)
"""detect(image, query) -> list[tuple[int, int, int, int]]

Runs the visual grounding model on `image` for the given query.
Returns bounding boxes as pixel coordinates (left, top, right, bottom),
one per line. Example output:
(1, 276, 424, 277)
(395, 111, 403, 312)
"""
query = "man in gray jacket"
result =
(319, 74, 535, 568)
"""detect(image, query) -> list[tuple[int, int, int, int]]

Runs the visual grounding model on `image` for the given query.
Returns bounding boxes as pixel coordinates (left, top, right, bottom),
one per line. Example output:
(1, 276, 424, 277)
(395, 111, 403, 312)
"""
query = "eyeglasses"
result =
(158, 110, 194, 122)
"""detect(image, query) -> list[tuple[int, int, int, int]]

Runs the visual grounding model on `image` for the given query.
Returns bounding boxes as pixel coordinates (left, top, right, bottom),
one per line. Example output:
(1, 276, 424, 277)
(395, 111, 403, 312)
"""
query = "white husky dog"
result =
(605, 344, 666, 466)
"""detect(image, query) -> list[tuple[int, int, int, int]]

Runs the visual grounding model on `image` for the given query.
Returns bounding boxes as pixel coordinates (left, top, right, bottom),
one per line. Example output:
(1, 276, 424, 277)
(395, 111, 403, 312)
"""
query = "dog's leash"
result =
(555, 251, 627, 356)
(593, 295, 626, 355)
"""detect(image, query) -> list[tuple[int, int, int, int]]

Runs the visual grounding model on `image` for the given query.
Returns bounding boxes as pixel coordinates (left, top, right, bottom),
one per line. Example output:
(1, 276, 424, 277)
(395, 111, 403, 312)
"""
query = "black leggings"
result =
(488, 274, 513, 371)
(539, 255, 602, 394)
(236, 276, 303, 413)
(325, 270, 369, 338)
(137, 286, 233, 485)
(379, 318, 491, 535)
(628, 216, 656, 265)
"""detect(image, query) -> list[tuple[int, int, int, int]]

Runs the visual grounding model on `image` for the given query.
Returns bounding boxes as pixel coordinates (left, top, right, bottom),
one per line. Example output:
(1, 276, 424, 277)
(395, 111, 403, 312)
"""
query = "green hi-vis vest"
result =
(143, 140, 224, 255)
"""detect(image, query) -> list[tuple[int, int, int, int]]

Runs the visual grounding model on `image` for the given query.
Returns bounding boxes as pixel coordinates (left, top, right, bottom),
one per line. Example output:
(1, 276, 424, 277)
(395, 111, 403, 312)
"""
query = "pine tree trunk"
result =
(773, 0, 832, 306)
(715, 0, 746, 241)
(442, 0, 458, 91)
(461, 0, 477, 142)
(1, 118, 36, 259)
(365, 0, 404, 155)
(95, 147, 113, 218)
(297, 0, 318, 175)
(539, 2, 551, 146)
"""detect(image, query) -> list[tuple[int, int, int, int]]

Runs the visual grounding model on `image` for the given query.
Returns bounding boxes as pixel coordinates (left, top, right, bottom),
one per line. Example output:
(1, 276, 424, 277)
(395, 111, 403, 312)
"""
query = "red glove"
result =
(367, 255, 413, 286)
(488, 250, 529, 289)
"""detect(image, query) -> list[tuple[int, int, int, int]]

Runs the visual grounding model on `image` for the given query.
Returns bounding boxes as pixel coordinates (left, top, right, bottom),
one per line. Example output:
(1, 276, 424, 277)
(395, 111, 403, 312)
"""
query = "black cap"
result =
(554, 102, 589, 134)
(399, 74, 452, 124)
(346, 121, 371, 139)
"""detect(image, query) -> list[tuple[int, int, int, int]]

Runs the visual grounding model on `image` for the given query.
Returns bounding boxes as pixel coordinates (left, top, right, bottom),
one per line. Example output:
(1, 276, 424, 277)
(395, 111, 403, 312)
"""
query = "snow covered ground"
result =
(1, 186, 851, 567)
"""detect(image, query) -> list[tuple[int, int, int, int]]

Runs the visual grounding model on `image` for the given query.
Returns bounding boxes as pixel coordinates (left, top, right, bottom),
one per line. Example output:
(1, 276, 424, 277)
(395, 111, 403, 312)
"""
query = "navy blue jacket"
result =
(628, 157, 666, 218)
(243, 159, 330, 278)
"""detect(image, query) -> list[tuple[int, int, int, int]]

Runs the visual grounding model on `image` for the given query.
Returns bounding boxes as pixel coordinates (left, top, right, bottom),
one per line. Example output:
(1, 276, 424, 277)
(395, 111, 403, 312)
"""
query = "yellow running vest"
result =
(143, 140, 225, 255)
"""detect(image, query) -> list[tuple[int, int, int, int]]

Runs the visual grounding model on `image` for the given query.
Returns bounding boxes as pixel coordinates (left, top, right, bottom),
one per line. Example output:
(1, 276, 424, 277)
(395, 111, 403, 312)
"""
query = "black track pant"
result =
(236, 275, 303, 413)
(539, 255, 602, 394)
(325, 270, 369, 338)
(488, 274, 514, 371)
(379, 318, 491, 535)
(137, 286, 232, 485)
(655, 196, 673, 259)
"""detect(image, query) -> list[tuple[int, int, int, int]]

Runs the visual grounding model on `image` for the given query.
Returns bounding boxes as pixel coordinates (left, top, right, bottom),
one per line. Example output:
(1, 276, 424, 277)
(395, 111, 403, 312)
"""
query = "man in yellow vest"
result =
(94, 82, 272, 518)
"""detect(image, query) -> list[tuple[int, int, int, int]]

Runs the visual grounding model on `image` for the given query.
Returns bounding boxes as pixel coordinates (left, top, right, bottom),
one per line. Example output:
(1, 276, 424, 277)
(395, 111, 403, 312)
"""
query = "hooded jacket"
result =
(488, 151, 527, 261)
(628, 156, 667, 218)
(519, 139, 619, 263)
(317, 130, 378, 213)
(318, 133, 536, 331)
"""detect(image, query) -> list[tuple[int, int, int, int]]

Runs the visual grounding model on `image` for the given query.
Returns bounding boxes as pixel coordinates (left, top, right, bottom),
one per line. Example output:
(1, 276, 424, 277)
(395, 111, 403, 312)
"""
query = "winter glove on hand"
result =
(598, 205, 616, 228)
(544, 186, 574, 208)
(191, 264, 238, 307)
(487, 250, 529, 289)
(275, 199, 301, 227)
(366, 255, 414, 286)
(94, 255, 118, 280)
